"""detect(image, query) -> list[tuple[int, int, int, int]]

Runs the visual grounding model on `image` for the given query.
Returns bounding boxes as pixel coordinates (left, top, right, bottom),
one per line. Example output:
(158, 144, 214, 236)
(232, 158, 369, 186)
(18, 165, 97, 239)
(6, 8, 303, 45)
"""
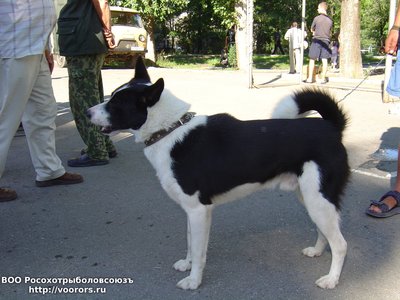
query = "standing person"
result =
(0, 0, 83, 202)
(272, 28, 285, 55)
(284, 22, 307, 74)
(221, 25, 235, 67)
(58, 0, 117, 167)
(225, 25, 236, 50)
(305, 2, 332, 84)
(330, 39, 339, 71)
(366, 1, 400, 218)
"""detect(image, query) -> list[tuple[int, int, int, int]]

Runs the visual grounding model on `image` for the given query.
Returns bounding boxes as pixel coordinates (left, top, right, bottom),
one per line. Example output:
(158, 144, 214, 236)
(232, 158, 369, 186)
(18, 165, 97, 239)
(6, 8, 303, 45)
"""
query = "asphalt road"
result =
(0, 65, 399, 299)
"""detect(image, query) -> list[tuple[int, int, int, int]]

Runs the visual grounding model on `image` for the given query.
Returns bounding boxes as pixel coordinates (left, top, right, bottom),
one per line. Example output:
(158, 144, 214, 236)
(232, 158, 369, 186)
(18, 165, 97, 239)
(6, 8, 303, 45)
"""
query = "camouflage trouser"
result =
(66, 54, 115, 160)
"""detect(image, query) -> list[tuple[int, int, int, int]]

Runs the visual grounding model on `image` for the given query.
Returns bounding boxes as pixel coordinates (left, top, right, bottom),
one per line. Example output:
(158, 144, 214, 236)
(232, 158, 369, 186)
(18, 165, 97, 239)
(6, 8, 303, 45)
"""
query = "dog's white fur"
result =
(89, 87, 347, 290)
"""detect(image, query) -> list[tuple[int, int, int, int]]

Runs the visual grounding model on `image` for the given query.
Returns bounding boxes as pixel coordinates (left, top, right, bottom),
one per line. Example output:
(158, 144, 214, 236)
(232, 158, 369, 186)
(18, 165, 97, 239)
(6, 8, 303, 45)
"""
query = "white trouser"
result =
(289, 47, 302, 73)
(0, 55, 65, 181)
(294, 48, 302, 73)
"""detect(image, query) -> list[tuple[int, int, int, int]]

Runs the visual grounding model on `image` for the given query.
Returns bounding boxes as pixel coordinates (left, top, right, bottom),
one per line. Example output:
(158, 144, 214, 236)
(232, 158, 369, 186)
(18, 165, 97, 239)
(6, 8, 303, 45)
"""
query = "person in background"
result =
(330, 32, 340, 71)
(305, 2, 332, 84)
(0, 0, 83, 202)
(58, 0, 117, 167)
(284, 22, 307, 74)
(272, 28, 285, 55)
(330, 40, 339, 70)
(366, 1, 400, 218)
(225, 25, 236, 50)
(221, 25, 236, 67)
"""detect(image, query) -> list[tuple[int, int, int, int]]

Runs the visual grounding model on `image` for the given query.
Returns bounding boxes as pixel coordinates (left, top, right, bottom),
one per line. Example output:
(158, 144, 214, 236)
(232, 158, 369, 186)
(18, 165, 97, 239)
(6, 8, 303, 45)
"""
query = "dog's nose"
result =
(86, 109, 92, 119)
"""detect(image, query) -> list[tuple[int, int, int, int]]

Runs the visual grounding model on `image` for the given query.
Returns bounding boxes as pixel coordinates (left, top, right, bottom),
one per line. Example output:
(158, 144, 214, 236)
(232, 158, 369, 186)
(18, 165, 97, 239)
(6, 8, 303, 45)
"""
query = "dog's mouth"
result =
(100, 126, 113, 134)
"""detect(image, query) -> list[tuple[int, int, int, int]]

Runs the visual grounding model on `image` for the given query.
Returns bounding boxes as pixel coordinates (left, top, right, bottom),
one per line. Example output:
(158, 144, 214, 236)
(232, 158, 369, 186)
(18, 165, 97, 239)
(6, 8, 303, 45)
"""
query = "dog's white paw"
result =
(315, 274, 338, 289)
(177, 276, 201, 290)
(302, 247, 323, 257)
(173, 259, 192, 272)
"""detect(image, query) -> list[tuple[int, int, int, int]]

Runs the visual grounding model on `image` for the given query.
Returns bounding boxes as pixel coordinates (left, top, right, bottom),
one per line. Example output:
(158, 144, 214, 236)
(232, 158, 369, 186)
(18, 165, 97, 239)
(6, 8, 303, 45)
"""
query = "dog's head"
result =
(87, 56, 164, 134)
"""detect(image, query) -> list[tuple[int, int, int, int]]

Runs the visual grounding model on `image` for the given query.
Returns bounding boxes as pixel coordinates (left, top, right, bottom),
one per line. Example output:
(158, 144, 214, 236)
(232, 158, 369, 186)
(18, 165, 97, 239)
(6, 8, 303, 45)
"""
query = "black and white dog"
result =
(87, 57, 349, 290)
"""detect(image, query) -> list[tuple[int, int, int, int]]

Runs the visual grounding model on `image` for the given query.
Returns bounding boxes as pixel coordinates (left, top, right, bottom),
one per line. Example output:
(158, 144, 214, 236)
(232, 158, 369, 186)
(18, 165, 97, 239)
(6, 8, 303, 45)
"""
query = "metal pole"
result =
(247, 0, 254, 88)
(383, 0, 397, 102)
(300, 0, 306, 83)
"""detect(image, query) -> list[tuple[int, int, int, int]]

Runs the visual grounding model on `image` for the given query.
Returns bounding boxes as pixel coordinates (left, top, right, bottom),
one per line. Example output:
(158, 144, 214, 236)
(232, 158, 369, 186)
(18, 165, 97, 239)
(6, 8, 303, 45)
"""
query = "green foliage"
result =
(110, 0, 188, 22)
(361, 0, 389, 49)
(110, 0, 390, 58)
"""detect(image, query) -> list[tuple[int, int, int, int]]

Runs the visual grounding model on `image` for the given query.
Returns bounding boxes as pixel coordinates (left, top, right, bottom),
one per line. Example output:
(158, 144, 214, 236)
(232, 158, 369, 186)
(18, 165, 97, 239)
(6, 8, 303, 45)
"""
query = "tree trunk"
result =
(145, 17, 156, 63)
(235, 0, 248, 71)
(340, 0, 363, 78)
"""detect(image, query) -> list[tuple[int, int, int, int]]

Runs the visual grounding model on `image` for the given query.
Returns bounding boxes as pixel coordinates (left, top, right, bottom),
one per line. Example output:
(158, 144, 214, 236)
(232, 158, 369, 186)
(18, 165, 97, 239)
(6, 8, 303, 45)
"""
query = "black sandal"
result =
(366, 191, 400, 218)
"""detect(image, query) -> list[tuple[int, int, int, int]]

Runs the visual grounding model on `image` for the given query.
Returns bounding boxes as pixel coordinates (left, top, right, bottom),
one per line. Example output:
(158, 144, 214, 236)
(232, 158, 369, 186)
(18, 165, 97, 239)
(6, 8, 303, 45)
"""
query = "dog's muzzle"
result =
(86, 107, 113, 134)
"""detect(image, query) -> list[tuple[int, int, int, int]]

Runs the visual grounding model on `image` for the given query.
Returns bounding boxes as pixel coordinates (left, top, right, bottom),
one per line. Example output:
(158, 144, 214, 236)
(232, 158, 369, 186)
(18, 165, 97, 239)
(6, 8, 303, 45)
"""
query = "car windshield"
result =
(111, 12, 143, 28)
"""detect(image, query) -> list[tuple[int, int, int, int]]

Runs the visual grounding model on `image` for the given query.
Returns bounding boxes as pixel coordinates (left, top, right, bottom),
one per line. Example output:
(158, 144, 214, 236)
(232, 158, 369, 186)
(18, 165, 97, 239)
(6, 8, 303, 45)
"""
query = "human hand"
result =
(44, 50, 54, 74)
(385, 29, 399, 55)
(104, 29, 116, 49)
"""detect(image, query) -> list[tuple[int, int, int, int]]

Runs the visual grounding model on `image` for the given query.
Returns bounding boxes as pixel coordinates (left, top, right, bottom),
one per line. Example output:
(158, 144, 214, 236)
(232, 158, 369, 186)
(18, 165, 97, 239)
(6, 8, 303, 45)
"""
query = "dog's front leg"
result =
(176, 204, 213, 290)
(173, 218, 192, 272)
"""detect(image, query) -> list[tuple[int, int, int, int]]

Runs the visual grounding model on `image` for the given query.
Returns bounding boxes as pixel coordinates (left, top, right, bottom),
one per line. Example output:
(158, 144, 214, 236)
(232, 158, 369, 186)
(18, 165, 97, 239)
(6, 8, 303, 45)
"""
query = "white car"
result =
(106, 6, 148, 67)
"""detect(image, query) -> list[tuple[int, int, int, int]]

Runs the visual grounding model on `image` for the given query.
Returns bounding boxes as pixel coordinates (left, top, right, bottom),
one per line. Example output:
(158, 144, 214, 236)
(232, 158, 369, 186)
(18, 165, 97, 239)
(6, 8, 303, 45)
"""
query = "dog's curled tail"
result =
(272, 88, 348, 134)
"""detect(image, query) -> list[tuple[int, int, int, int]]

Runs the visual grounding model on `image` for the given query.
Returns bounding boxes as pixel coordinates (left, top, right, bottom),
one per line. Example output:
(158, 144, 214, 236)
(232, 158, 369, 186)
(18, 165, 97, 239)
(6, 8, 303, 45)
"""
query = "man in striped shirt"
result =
(0, 0, 83, 202)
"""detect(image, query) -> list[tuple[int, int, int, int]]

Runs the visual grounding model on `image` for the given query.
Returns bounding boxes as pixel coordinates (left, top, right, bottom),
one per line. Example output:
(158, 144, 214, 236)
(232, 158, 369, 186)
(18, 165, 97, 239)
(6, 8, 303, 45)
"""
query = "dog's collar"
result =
(144, 112, 196, 147)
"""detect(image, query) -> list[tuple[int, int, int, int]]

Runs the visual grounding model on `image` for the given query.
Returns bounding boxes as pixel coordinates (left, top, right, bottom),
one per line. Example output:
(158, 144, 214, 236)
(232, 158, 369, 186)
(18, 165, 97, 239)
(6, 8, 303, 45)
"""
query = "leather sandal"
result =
(366, 190, 400, 218)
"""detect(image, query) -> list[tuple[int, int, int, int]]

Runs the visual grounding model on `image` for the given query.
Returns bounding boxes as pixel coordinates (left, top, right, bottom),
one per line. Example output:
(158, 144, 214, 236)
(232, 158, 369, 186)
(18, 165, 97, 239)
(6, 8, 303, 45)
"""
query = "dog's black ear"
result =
(143, 78, 164, 107)
(134, 56, 150, 82)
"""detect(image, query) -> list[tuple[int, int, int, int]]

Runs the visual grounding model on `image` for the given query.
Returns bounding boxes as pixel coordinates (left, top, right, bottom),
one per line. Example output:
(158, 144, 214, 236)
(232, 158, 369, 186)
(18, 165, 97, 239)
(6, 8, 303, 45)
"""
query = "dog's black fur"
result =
(171, 113, 348, 206)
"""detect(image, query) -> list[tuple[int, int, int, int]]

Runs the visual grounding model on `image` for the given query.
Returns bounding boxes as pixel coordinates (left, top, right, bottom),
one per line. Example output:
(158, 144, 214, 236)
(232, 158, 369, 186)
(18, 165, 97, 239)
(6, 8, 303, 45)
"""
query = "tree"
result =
(361, 0, 389, 48)
(340, 0, 363, 78)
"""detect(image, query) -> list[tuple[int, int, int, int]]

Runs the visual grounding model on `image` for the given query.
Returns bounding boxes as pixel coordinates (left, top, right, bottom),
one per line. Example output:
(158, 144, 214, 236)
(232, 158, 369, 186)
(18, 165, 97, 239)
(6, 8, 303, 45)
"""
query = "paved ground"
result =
(1, 65, 400, 299)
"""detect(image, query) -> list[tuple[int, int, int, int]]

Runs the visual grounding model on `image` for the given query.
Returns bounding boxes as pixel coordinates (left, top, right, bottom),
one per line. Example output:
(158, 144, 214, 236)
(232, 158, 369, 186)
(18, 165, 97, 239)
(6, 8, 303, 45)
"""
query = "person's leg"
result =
(307, 59, 315, 82)
(67, 55, 109, 161)
(320, 58, 328, 81)
(96, 64, 116, 154)
(0, 56, 41, 180)
(0, 56, 40, 201)
(289, 47, 295, 73)
(294, 48, 301, 73)
(367, 144, 400, 215)
(279, 43, 285, 54)
(22, 55, 65, 181)
(318, 40, 331, 82)
(306, 41, 320, 82)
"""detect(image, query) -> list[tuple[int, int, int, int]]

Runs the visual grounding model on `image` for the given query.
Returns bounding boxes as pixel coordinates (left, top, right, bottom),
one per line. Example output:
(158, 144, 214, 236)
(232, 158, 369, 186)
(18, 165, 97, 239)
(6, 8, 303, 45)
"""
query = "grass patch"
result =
(253, 54, 289, 70)
(143, 53, 387, 71)
(156, 54, 223, 69)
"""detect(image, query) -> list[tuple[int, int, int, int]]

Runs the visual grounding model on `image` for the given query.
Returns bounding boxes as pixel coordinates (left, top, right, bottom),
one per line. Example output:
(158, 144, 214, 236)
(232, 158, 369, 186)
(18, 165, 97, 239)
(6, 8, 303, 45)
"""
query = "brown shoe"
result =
(35, 172, 83, 187)
(0, 188, 17, 202)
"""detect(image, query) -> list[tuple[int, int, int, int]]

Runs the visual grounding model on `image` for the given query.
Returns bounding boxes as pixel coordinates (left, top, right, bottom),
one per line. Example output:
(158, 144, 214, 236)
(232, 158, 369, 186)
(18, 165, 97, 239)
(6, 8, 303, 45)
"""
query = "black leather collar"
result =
(144, 112, 196, 147)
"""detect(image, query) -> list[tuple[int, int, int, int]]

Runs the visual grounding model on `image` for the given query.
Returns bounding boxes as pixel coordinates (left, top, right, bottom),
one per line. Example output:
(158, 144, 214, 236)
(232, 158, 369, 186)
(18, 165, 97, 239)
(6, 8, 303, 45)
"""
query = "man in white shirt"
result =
(0, 0, 83, 202)
(284, 22, 307, 74)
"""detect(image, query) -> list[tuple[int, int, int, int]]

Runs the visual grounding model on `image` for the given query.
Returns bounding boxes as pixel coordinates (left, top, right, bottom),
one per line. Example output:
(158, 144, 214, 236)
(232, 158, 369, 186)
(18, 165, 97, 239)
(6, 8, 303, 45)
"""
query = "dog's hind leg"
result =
(299, 162, 347, 289)
(176, 203, 213, 290)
